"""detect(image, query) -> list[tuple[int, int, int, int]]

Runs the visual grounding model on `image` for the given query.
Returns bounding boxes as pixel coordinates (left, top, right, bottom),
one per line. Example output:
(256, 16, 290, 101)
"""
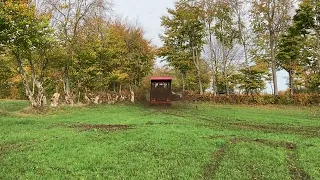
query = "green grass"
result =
(0, 101, 319, 179)
(0, 100, 29, 113)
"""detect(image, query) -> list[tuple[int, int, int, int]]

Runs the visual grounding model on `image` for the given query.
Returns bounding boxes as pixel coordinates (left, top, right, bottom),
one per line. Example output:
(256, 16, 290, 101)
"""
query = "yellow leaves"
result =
(4, 0, 30, 14)
(10, 74, 21, 83)
(3, 1, 13, 7)
(253, 62, 269, 71)
(18, 1, 27, 9)
(59, 3, 70, 9)
(109, 70, 129, 82)
(48, 71, 62, 79)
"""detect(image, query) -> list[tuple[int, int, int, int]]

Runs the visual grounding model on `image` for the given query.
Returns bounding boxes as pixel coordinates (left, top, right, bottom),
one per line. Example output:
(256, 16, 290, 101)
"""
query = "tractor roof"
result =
(151, 77, 173, 81)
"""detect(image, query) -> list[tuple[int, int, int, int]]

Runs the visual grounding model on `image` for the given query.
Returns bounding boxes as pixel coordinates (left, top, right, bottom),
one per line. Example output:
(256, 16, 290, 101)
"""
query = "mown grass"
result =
(0, 101, 319, 179)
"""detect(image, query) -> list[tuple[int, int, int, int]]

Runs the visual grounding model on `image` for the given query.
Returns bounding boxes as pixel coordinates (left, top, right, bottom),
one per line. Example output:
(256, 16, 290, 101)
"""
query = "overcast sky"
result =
(113, 0, 288, 92)
(113, 0, 174, 47)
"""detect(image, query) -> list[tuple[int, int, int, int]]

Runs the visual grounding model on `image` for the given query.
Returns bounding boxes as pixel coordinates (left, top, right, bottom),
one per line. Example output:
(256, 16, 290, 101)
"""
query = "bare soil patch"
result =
(146, 121, 175, 126)
(71, 124, 131, 132)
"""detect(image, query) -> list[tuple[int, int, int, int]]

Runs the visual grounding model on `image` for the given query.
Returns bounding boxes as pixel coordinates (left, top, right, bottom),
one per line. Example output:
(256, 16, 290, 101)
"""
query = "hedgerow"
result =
(182, 91, 320, 106)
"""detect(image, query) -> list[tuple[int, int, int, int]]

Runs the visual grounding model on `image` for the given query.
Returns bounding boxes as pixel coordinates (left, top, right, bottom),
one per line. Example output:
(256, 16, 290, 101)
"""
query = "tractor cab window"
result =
(152, 82, 170, 89)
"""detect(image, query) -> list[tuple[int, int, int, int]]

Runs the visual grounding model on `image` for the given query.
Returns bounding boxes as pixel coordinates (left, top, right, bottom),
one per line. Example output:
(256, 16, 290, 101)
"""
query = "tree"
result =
(251, 0, 293, 96)
(201, 0, 243, 95)
(212, 0, 240, 95)
(43, 0, 112, 104)
(121, 22, 155, 94)
(237, 63, 268, 94)
(232, 0, 251, 67)
(277, 0, 319, 95)
(307, 0, 320, 91)
(0, 0, 54, 107)
(160, 0, 206, 94)
(0, 51, 15, 98)
(277, 33, 301, 95)
(201, 0, 217, 95)
(70, 18, 155, 98)
(158, 46, 193, 92)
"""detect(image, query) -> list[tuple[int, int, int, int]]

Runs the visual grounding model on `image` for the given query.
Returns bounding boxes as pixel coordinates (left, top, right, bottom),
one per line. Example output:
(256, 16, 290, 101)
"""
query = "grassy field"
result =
(0, 100, 319, 179)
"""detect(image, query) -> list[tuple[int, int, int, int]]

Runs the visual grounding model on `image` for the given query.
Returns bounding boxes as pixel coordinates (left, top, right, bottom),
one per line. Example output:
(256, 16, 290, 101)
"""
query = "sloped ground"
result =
(0, 101, 319, 179)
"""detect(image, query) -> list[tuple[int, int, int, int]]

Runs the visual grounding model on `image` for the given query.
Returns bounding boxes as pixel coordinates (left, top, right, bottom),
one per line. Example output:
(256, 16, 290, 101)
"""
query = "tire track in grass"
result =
(230, 123, 320, 138)
(0, 140, 37, 162)
(203, 142, 228, 180)
(164, 109, 320, 138)
(70, 123, 131, 132)
(204, 136, 310, 180)
(287, 151, 311, 180)
(145, 108, 312, 179)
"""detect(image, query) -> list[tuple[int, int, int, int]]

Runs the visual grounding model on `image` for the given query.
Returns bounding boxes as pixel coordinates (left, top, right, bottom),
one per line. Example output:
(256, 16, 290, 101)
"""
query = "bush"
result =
(182, 91, 320, 106)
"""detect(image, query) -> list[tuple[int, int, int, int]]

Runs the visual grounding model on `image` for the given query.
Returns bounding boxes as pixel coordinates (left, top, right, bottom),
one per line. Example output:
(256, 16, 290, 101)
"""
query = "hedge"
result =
(182, 91, 320, 106)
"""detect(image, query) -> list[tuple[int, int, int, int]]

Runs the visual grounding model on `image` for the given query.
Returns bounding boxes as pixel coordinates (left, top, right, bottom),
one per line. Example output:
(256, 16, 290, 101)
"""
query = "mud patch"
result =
(205, 135, 231, 140)
(71, 123, 131, 132)
(146, 121, 174, 126)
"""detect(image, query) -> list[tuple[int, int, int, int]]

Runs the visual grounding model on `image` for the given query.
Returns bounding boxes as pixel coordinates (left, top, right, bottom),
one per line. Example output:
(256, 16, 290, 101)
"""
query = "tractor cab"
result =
(150, 77, 172, 105)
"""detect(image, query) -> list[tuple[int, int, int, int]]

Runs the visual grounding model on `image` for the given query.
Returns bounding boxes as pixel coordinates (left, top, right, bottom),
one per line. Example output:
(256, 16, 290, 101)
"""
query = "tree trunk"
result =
(198, 71, 203, 95)
(211, 72, 216, 96)
(15, 51, 47, 108)
(193, 48, 203, 95)
(226, 82, 230, 95)
(78, 91, 81, 104)
(35, 80, 47, 107)
(64, 50, 74, 105)
(24, 80, 37, 107)
(221, 44, 229, 96)
(317, 34, 320, 73)
(289, 70, 294, 96)
(270, 31, 278, 96)
(64, 63, 72, 104)
(268, 0, 278, 96)
(181, 72, 186, 92)
(129, 84, 134, 103)
(15, 52, 37, 107)
(65, 65, 70, 94)
(208, 22, 216, 96)
(196, 50, 203, 95)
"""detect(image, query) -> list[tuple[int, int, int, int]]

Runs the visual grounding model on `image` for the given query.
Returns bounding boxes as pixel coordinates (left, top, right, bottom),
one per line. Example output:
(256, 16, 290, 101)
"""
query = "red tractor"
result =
(150, 77, 172, 105)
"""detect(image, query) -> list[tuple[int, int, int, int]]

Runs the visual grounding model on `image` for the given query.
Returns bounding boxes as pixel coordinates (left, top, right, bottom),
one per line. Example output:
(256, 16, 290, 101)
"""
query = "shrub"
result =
(181, 91, 320, 106)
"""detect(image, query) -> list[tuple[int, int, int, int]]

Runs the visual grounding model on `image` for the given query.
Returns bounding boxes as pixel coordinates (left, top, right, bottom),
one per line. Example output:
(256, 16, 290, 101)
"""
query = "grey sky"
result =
(114, 0, 288, 92)
(114, 0, 174, 47)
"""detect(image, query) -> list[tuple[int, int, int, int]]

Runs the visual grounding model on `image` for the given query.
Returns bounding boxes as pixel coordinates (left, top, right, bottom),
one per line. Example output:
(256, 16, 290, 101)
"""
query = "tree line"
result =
(1, 0, 320, 108)
(159, 0, 320, 96)
(0, 0, 155, 107)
